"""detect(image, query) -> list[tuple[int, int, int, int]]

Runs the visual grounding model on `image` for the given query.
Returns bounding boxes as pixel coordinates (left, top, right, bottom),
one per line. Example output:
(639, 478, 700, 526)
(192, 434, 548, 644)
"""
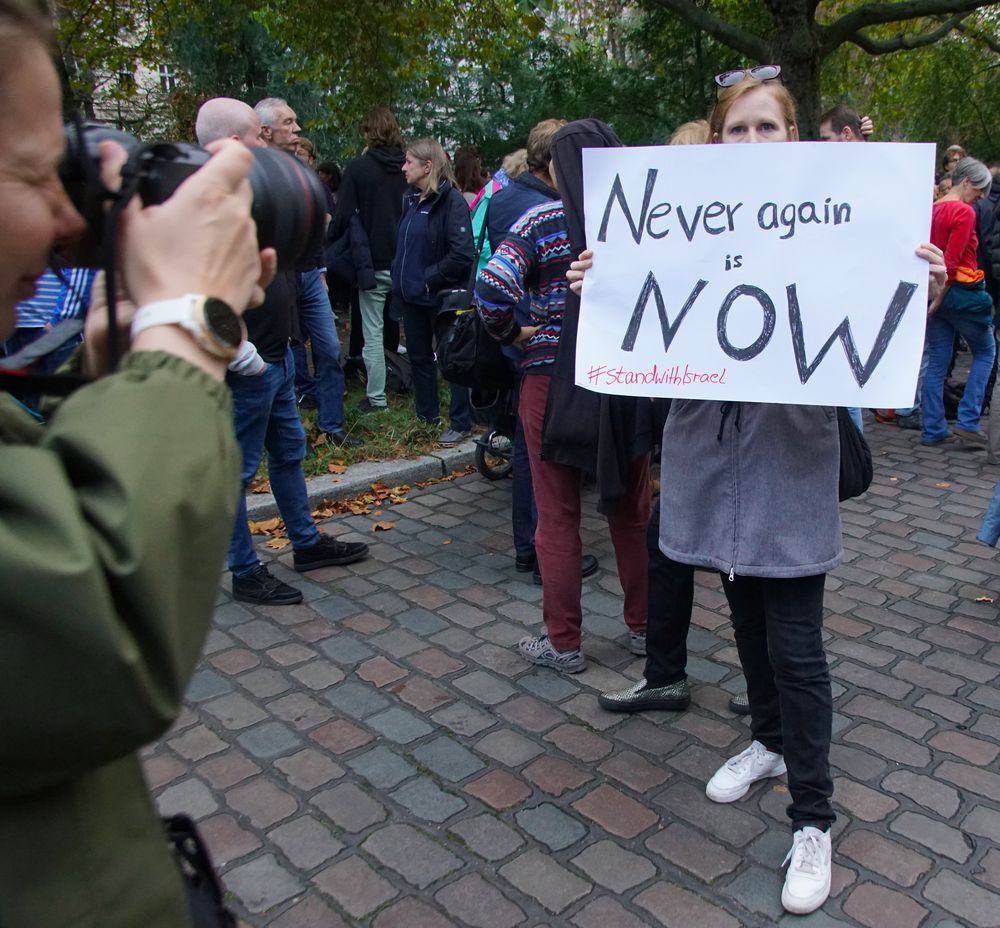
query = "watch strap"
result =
(131, 294, 243, 360)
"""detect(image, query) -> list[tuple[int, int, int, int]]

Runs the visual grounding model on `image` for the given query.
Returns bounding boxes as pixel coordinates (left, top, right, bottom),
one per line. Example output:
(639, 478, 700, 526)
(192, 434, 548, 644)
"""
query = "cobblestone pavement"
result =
(147, 418, 1000, 928)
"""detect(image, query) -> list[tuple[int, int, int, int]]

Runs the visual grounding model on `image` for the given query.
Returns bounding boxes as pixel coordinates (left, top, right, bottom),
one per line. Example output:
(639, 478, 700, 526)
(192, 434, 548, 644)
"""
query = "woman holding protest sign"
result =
(569, 70, 947, 917)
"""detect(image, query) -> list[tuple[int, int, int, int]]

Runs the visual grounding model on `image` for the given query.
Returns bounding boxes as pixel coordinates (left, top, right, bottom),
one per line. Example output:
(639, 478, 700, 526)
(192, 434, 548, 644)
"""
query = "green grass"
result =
(297, 368, 463, 479)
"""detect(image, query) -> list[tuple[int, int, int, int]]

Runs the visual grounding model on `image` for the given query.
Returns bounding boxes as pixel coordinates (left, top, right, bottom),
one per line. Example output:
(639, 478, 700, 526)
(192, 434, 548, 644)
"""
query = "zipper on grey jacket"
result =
(717, 402, 740, 581)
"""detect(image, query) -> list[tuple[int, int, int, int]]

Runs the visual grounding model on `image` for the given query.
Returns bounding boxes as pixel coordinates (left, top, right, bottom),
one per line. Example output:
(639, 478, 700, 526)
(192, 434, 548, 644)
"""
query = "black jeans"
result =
(398, 296, 471, 431)
(721, 572, 835, 831)
(644, 505, 695, 687)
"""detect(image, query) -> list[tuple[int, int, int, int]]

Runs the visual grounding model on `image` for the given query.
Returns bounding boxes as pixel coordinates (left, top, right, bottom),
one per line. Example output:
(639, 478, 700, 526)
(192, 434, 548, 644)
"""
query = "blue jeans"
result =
(847, 407, 863, 433)
(227, 347, 321, 576)
(398, 296, 472, 431)
(978, 479, 1000, 547)
(897, 334, 929, 416)
(922, 309, 996, 442)
(295, 269, 345, 434)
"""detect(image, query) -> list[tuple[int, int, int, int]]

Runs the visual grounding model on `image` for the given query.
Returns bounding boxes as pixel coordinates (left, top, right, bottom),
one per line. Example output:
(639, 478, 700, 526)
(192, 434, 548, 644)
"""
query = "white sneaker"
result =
(705, 740, 786, 803)
(781, 826, 832, 914)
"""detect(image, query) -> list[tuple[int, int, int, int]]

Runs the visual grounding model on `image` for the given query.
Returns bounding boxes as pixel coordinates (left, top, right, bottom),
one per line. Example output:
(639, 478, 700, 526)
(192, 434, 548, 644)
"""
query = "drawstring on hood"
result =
(717, 402, 743, 441)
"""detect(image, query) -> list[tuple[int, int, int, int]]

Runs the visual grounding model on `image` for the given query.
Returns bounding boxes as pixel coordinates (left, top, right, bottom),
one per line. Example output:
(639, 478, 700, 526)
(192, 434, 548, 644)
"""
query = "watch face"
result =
(203, 297, 243, 348)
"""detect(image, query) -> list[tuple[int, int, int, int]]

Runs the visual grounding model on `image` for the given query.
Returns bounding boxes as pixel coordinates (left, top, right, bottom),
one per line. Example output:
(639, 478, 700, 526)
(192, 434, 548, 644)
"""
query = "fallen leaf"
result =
(976, 596, 994, 603)
(935, 482, 951, 488)
(264, 536, 291, 549)
(372, 521, 395, 532)
(255, 517, 283, 534)
(889, 476, 898, 482)
(248, 477, 272, 494)
(328, 462, 347, 474)
(442, 539, 451, 545)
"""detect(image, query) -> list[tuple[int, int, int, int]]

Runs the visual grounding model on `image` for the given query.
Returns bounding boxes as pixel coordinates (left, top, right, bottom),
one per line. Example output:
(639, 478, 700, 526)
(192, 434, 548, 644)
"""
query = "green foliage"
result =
(821, 11, 1000, 162)
(54, 0, 1000, 168)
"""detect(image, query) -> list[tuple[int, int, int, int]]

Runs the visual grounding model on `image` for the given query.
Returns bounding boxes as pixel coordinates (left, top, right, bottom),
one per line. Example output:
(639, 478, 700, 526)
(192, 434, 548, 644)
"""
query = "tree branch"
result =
(955, 18, 1000, 54)
(643, 0, 771, 62)
(822, 0, 992, 52)
(841, 13, 969, 54)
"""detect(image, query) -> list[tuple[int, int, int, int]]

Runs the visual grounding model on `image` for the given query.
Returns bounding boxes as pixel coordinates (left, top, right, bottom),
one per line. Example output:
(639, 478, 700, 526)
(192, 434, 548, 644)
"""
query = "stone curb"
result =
(245, 438, 479, 519)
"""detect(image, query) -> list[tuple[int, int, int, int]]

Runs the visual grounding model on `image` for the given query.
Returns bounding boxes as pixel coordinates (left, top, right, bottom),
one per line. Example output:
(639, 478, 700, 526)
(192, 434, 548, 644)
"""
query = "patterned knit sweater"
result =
(475, 200, 571, 372)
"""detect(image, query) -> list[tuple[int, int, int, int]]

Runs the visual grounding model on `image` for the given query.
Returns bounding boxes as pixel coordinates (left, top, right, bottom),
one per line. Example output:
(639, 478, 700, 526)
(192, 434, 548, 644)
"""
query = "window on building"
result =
(117, 67, 135, 91)
(158, 64, 176, 93)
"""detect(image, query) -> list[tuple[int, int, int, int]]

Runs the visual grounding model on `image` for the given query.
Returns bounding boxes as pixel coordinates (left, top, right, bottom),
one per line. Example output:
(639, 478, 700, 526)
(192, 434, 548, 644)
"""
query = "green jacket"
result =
(0, 351, 240, 927)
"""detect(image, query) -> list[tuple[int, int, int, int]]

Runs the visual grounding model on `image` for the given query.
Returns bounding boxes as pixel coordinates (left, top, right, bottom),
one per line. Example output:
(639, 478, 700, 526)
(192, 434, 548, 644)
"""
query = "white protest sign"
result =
(577, 142, 935, 406)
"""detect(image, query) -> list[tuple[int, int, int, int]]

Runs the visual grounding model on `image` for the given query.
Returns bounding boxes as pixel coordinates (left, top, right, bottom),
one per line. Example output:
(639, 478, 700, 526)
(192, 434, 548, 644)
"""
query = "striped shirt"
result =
(15, 268, 95, 328)
(475, 201, 571, 372)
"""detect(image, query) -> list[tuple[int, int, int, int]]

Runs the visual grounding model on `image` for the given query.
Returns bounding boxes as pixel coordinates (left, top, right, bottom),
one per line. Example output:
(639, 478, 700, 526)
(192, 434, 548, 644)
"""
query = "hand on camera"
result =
(111, 139, 276, 312)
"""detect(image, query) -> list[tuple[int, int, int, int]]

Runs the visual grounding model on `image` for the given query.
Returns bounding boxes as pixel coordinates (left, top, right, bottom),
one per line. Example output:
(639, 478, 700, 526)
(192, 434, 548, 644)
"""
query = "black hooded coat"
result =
(545, 119, 657, 513)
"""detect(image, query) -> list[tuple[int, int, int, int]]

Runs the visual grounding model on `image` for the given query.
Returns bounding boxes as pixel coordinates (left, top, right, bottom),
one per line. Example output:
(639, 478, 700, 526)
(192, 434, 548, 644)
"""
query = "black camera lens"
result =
(60, 122, 327, 270)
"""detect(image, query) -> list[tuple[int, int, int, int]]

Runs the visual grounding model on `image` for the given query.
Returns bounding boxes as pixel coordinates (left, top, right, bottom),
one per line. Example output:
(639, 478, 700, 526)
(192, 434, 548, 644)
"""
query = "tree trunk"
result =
(767, 1, 824, 139)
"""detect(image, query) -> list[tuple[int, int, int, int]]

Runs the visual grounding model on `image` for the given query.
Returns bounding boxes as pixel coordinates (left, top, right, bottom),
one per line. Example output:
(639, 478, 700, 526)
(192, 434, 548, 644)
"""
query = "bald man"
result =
(195, 97, 263, 148)
(196, 96, 369, 606)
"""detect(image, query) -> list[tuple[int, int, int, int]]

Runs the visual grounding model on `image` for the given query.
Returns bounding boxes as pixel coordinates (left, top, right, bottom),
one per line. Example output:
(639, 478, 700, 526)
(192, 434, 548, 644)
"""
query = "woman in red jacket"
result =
(921, 156, 995, 446)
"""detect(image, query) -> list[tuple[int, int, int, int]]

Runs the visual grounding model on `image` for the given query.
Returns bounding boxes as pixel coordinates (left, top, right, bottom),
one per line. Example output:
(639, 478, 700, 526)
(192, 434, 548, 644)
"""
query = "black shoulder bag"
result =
(163, 814, 237, 928)
(434, 220, 514, 392)
(837, 407, 873, 501)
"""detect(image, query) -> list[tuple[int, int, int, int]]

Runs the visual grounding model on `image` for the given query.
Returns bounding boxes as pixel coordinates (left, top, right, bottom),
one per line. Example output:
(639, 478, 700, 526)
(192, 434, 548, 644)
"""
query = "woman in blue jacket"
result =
(392, 139, 475, 444)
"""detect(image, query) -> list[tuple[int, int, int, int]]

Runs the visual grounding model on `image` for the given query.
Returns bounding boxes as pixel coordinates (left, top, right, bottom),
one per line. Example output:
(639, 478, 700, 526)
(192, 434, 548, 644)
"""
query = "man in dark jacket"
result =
(975, 173, 1000, 308)
(331, 107, 408, 412)
(199, 98, 370, 607)
(256, 98, 360, 448)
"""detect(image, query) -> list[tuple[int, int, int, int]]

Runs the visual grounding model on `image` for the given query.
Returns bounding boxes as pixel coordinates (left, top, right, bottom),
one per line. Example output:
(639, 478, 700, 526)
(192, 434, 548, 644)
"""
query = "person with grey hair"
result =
(922, 155, 996, 447)
(255, 96, 300, 152)
(255, 96, 360, 448)
(199, 96, 369, 607)
(195, 96, 262, 147)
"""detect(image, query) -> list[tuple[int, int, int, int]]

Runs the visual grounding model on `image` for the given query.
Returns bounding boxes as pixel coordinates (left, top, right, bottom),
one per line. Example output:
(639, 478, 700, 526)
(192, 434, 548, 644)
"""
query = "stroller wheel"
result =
(475, 430, 514, 480)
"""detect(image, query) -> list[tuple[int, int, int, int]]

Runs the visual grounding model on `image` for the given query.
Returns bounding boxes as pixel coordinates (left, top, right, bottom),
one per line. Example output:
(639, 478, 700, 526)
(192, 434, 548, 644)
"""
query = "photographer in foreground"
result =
(0, 2, 274, 925)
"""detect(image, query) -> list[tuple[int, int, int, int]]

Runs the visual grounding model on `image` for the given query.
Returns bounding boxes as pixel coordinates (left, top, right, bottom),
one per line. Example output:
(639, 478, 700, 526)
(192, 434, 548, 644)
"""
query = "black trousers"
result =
(644, 505, 694, 688)
(721, 571, 835, 830)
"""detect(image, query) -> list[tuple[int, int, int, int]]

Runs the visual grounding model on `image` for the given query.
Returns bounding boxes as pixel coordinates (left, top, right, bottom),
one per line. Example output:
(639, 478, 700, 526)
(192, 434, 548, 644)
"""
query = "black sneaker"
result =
(293, 534, 370, 572)
(515, 551, 536, 573)
(534, 553, 599, 585)
(232, 565, 303, 605)
(357, 397, 387, 414)
(326, 430, 364, 448)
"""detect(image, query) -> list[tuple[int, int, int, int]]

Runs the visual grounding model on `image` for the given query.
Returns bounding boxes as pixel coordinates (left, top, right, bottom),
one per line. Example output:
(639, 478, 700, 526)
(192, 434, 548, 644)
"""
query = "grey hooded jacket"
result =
(658, 399, 842, 578)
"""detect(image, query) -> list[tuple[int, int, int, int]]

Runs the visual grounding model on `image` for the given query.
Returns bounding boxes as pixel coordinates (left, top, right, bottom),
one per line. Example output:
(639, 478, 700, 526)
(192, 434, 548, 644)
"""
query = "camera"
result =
(60, 122, 327, 270)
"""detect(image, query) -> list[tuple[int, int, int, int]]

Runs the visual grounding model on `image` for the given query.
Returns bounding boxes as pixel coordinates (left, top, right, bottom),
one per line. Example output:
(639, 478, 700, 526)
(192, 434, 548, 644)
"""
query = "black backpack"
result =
(344, 349, 412, 395)
(384, 349, 412, 395)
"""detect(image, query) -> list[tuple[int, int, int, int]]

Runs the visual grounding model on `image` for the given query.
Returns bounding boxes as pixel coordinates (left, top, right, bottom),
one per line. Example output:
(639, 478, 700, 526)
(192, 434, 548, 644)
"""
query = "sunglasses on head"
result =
(714, 64, 782, 88)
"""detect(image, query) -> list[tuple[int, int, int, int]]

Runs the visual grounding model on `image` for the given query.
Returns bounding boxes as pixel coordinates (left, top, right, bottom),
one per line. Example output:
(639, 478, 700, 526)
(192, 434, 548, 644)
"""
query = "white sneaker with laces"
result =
(781, 826, 832, 914)
(705, 740, 786, 803)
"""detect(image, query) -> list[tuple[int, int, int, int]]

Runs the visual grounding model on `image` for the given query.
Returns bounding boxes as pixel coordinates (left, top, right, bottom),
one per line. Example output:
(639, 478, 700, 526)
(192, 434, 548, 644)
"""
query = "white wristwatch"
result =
(130, 294, 246, 361)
